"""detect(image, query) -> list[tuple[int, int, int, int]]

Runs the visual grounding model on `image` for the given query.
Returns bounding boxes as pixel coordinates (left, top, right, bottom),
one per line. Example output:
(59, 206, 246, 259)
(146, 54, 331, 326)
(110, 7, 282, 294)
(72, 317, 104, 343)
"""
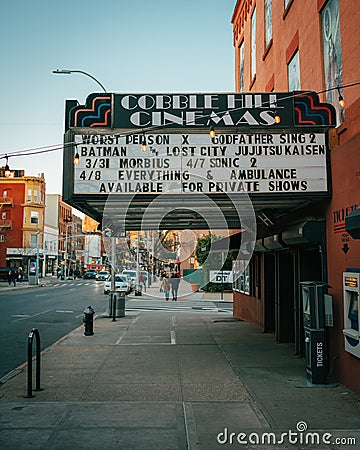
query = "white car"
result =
(103, 275, 129, 295)
(121, 270, 137, 289)
(95, 270, 110, 281)
(121, 273, 134, 291)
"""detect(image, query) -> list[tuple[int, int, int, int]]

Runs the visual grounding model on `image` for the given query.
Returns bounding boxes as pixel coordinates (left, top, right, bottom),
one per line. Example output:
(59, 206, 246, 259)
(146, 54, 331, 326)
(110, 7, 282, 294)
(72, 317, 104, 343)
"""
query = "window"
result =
(232, 260, 250, 295)
(0, 235, 4, 242)
(3, 190, 7, 198)
(30, 234, 38, 248)
(265, 0, 272, 49)
(288, 50, 301, 91)
(30, 211, 39, 225)
(34, 189, 39, 203)
(238, 41, 245, 92)
(284, 0, 291, 8)
(27, 189, 32, 202)
(321, 0, 344, 125)
(251, 7, 257, 80)
(1, 211, 6, 219)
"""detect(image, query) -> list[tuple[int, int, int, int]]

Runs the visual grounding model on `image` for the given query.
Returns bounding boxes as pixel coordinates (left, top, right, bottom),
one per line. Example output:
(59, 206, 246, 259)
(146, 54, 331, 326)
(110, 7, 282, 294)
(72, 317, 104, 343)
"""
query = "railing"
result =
(26, 328, 42, 398)
(0, 196, 13, 205)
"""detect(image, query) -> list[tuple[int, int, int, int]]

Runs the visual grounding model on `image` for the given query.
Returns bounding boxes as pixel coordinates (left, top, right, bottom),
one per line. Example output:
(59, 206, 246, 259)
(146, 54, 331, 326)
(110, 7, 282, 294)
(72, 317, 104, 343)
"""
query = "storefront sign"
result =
(74, 132, 328, 195)
(210, 270, 232, 283)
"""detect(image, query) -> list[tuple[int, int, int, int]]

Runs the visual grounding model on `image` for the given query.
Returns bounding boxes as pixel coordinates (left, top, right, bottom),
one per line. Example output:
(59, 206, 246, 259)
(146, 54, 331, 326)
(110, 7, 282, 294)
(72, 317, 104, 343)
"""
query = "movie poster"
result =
(321, 0, 344, 125)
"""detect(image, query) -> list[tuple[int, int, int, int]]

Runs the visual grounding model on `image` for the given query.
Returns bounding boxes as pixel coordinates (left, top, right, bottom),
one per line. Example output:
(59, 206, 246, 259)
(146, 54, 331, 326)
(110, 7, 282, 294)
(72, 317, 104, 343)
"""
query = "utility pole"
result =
(111, 236, 116, 293)
(63, 217, 72, 280)
(35, 230, 40, 285)
(64, 224, 68, 280)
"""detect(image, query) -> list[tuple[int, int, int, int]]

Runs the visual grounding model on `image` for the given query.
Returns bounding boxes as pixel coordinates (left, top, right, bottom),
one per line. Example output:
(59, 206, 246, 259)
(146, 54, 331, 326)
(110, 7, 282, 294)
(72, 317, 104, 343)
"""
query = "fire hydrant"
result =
(83, 305, 95, 336)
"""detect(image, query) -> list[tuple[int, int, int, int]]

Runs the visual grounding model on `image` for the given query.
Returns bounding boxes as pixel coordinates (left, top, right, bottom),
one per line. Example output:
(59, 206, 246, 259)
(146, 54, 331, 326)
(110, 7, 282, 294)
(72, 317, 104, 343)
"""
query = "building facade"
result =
(231, 0, 360, 392)
(0, 168, 46, 276)
(45, 194, 85, 276)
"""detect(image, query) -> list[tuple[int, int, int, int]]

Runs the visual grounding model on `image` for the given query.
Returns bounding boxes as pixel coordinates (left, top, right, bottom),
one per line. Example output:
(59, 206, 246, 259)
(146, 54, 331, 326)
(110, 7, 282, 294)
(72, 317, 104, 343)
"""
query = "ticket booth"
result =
(343, 272, 360, 358)
(300, 281, 333, 384)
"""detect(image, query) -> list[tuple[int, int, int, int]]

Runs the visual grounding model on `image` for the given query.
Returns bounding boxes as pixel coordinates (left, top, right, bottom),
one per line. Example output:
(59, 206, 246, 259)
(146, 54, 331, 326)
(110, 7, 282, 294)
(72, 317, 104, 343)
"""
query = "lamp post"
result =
(52, 69, 107, 92)
(35, 230, 40, 285)
(63, 217, 72, 280)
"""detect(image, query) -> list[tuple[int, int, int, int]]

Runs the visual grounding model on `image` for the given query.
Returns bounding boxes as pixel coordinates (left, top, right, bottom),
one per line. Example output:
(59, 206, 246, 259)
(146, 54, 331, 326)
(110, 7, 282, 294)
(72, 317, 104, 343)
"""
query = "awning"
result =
(263, 234, 285, 250)
(210, 232, 242, 252)
(282, 219, 325, 246)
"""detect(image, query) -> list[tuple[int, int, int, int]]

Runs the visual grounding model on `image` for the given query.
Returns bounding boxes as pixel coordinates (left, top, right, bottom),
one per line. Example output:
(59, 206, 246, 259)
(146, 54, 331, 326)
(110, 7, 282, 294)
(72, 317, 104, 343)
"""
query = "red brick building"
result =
(231, 0, 360, 392)
(0, 168, 45, 274)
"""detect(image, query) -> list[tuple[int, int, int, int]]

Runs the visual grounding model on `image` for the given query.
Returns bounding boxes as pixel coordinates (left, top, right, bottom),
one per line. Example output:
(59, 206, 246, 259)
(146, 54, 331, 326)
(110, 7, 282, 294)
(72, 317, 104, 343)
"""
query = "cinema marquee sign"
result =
(74, 132, 328, 194)
(65, 91, 336, 197)
(68, 91, 335, 130)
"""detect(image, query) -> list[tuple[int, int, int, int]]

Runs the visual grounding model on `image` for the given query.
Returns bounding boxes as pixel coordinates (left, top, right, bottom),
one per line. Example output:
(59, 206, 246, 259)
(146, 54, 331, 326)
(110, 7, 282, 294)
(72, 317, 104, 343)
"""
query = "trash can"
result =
(116, 291, 126, 317)
(108, 290, 126, 317)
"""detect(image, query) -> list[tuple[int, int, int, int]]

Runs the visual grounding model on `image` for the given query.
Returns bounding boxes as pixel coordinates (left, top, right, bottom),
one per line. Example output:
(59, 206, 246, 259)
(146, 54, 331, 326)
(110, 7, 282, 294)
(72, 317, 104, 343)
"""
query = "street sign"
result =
(103, 228, 126, 238)
(210, 270, 232, 283)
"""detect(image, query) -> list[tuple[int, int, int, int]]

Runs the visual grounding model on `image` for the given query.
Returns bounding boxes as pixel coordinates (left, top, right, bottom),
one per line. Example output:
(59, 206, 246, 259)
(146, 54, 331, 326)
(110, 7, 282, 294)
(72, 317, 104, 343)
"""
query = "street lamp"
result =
(63, 217, 72, 279)
(35, 230, 40, 285)
(52, 69, 107, 93)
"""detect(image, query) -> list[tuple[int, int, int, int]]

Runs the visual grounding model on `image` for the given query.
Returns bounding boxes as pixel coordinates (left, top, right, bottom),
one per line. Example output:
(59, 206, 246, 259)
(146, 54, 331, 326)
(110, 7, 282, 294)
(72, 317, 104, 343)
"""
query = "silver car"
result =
(103, 275, 129, 295)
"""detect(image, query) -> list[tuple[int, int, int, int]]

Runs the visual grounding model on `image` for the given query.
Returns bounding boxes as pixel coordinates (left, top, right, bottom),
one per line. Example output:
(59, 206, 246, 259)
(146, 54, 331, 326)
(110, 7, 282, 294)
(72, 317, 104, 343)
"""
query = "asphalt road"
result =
(0, 280, 106, 379)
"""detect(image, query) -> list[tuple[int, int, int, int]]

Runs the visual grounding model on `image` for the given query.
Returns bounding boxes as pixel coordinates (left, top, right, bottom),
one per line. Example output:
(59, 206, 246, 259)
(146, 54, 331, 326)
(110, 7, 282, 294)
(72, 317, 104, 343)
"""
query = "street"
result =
(0, 279, 105, 379)
(0, 279, 233, 380)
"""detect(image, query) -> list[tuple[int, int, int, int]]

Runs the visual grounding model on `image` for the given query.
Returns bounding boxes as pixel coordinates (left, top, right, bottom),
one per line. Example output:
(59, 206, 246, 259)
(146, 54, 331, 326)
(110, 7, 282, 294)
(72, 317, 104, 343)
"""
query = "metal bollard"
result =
(83, 305, 95, 336)
(26, 328, 42, 398)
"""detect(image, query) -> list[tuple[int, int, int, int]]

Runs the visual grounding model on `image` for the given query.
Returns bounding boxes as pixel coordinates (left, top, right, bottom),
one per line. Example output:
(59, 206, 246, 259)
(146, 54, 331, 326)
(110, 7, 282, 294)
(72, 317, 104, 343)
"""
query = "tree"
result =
(195, 234, 233, 270)
(194, 233, 233, 292)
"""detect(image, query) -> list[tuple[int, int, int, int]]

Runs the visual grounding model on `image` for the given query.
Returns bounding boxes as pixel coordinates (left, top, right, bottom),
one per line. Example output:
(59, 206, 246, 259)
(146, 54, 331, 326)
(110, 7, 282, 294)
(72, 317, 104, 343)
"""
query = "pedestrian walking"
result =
(11, 270, 16, 287)
(170, 272, 181, 301)
(139, 272, 146, 292)
(159, 270, 165, 292)
(17, 268, 24, 283)
(161, 274, 171, 301)
(7, 270, 12, 287)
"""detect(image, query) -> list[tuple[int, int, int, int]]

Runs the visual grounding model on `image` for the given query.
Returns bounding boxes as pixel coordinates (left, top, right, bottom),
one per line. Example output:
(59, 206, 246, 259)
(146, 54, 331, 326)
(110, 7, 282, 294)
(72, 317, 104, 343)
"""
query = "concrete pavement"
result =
(1, 281, 360, 449)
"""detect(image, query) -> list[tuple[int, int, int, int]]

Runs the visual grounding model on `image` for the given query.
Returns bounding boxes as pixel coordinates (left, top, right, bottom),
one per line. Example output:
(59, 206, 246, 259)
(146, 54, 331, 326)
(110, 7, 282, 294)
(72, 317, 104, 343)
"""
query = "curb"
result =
(0, 322, 85, 387)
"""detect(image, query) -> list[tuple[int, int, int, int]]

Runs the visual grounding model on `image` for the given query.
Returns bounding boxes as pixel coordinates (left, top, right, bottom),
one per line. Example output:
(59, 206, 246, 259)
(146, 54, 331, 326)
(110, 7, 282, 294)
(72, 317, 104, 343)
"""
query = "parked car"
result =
(95, 270, 109, 281)
(121, 270, 137, 288)
(83, 270, 97, 279)
(103, 275, 129, 294)
(121, 273, 134, 291)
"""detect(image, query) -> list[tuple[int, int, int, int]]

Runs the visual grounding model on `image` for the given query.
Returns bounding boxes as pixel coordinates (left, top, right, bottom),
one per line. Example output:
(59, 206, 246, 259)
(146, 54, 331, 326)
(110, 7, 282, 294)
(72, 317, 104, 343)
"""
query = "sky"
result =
(0, 0, 236, 194)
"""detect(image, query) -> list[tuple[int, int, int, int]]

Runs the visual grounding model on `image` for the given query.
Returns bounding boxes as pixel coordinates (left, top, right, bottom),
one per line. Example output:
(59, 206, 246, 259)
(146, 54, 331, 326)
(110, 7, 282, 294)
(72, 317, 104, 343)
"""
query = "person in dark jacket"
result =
(7, 270, 12, 286)
(8, 270, 16, 287)
(170, 272, 181, 301)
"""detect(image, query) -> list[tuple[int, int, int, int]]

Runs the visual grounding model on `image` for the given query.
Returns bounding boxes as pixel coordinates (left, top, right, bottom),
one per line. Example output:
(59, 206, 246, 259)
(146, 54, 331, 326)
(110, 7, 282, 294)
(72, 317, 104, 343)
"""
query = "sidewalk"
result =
(0, 276, 233, 301)
(0, 276, 59, 292)
(138, 278, 233, 303)
(1, 284, 360, 449)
